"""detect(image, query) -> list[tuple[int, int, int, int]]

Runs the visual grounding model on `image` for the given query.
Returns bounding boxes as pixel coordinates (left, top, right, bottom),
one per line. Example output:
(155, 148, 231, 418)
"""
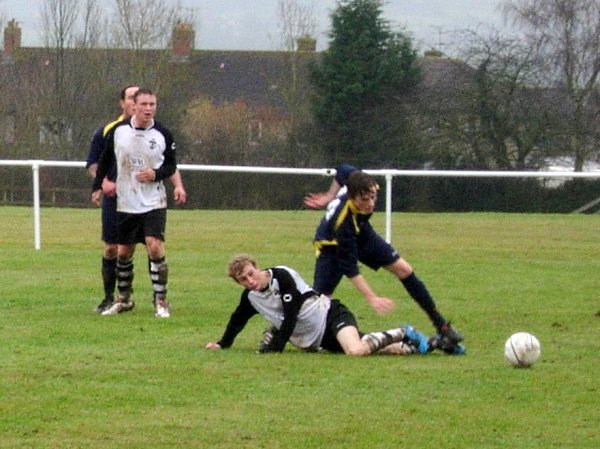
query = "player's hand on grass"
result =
(205, 342, 221, 350)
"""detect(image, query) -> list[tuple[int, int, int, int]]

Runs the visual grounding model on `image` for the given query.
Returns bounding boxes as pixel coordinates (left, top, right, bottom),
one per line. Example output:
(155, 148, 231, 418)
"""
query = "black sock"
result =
(101, 257, 117, 300)
(401, 272, 446, 330)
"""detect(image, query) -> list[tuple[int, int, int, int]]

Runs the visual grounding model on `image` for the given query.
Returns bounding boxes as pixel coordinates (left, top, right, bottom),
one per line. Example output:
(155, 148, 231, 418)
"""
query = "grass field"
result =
(1, 206, 598, 449)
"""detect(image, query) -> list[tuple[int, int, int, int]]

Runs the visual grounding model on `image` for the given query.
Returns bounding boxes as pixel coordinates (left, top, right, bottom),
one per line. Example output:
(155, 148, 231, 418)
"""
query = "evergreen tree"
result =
(310, 0, 421, 166)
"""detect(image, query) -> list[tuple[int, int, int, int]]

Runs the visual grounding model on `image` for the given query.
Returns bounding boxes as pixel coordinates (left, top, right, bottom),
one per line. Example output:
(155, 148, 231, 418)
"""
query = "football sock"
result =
(101, 257, 117, 300)
(150, 257, 168, 302)
(362, 328, 406, 353)
(116, 257, 134, 301)
(401, 272, 446, 329)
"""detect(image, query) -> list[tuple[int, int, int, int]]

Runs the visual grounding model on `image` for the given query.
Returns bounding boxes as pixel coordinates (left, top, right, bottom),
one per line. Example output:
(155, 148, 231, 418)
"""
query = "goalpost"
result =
(1, 159, 599, 250)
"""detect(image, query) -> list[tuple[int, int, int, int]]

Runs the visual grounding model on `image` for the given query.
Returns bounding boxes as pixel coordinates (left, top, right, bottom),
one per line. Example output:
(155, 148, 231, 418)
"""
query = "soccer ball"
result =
(504, 332, 541, 367)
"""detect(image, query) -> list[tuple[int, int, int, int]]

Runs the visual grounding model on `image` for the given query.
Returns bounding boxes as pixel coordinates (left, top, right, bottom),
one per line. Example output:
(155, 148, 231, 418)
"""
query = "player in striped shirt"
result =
(206, 254, 434, 355)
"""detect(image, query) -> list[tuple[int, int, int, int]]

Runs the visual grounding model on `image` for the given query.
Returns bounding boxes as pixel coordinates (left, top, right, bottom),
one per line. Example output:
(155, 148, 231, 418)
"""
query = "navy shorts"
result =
(319, 299, 359, 353)
(101, 195, 118, 244)
(117, 208, 166, 245)
(313, 226, 400, 295)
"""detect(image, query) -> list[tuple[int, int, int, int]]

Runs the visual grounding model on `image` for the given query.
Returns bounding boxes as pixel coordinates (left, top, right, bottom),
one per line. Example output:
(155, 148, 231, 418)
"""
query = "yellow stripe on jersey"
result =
(102, 114, 127, 137)
(334, 199, 360, 235)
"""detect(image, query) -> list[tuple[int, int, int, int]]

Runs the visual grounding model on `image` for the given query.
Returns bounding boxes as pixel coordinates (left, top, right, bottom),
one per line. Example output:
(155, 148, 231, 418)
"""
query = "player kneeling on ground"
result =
(206, 254, 463, 355)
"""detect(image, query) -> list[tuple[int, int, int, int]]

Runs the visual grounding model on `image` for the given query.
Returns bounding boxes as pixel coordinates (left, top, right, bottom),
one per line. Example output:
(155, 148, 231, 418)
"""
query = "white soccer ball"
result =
(504, 332, 541, 367)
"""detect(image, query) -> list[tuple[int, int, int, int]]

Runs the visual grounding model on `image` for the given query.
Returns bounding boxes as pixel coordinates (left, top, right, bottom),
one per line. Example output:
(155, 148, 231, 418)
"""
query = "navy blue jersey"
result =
(313, 193, 374, 278)
(86, 116, 124, 181)
(85, 126, 104, 169)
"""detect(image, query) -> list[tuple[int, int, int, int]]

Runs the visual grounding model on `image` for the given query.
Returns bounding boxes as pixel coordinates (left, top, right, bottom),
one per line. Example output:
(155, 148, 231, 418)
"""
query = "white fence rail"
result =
(2, 159, 600, 250)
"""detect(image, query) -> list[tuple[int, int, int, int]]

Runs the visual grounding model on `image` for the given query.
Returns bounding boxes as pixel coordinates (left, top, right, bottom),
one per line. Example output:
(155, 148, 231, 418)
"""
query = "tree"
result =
(503, 0, 600, 171)
(277, 0, 316, 52)
(109, 0, 187, 86)
(422, 29, 560, 170)
(181, 96, 288, 166)
(34, 0, 190, 160)
(35, 0, 114, 160)
(275, 0, 318, 162)
(111, 0, 181, 50)
(40, 0, 80, 153)
(310, 0, 421, 166)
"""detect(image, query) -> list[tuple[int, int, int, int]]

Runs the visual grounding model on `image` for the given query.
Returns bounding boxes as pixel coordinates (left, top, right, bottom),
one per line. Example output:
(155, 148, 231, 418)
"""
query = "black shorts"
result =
(319, 299, 359, 353)
(117, 208, 166, 245)
(313, 227, 400, 295)
(101, 195, 118, 244)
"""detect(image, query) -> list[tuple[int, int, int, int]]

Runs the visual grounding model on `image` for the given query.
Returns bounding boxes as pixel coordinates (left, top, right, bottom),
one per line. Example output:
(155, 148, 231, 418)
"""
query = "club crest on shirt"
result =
(149, 138, 157, 150)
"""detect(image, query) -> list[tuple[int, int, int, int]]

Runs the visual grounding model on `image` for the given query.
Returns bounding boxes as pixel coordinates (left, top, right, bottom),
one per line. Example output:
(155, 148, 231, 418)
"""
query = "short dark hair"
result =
(347, 171, 379, 198)
(119, 85, 139, 100)
(133, 88, 155, 102)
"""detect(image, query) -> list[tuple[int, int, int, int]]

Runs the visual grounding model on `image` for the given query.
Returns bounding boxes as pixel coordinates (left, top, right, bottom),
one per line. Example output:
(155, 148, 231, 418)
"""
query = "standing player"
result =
(92, 88, 178, 318)
(206, 254, 438, 356)
(86, 85, 186, 313)
(304, 164, 464, 353)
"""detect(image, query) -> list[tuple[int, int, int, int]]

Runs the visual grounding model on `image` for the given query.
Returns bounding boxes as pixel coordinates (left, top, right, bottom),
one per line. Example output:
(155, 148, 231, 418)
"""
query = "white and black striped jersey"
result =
(218, 266, 331, 352)
(93, 117, 177, 214)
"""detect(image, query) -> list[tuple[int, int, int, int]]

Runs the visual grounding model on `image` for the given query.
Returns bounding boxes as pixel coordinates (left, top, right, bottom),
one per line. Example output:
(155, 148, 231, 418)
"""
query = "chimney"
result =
(296, 35, 317, 52)
(171, 22, 194, 62)
(3, 19, 22, 59)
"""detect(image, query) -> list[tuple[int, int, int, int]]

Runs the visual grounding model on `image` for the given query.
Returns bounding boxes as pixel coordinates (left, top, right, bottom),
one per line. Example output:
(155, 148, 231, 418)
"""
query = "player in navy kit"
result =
(205, 254, 436, 356)
(305, 164, 464, 354)
(92, 88, 179, 318)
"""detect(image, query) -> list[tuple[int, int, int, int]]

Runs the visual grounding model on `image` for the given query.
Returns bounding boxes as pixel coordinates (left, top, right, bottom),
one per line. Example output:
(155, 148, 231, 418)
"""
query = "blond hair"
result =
(227, 254, 257, 280)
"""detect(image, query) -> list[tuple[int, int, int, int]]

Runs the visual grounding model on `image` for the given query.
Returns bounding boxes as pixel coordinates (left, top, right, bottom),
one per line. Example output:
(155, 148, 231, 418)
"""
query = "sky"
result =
(0, 0, 506, 53)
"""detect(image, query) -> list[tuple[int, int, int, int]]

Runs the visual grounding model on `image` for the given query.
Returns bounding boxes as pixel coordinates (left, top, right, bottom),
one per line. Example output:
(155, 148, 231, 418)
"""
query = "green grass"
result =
(1, 206, 598, 449)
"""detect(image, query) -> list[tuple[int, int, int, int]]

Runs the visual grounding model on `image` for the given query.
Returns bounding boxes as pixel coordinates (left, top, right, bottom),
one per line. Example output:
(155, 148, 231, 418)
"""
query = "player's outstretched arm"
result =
(304, 192, 335, 209)
(303, 178, 342, 209)
(349, 274, 396, 315)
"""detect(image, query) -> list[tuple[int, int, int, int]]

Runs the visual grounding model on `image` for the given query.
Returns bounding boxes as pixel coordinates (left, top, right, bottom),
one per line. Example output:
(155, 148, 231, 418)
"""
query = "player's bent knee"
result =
(104, 245, 118, 259)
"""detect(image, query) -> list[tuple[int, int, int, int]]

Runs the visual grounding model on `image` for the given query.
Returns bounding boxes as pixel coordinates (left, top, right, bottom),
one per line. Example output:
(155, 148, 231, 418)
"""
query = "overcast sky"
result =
(0, 0, 506, 53)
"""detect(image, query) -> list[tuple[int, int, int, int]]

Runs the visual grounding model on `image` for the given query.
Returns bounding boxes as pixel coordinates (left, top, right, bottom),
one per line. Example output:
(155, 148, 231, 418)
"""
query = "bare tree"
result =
(40, 0, 79, 49)
(448, 28, 559, 170)
(37, 0, 82, 159)
(275, 0, 317, 160)
(36, 0, 116, 159)
(109, 0, 188, 87)
(40, 0, 79, 107)
(77, 0, 107, 48)
(111, 0, 181, 49)
(277, 0, 316, 51)
(503, 0, 600, 170)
